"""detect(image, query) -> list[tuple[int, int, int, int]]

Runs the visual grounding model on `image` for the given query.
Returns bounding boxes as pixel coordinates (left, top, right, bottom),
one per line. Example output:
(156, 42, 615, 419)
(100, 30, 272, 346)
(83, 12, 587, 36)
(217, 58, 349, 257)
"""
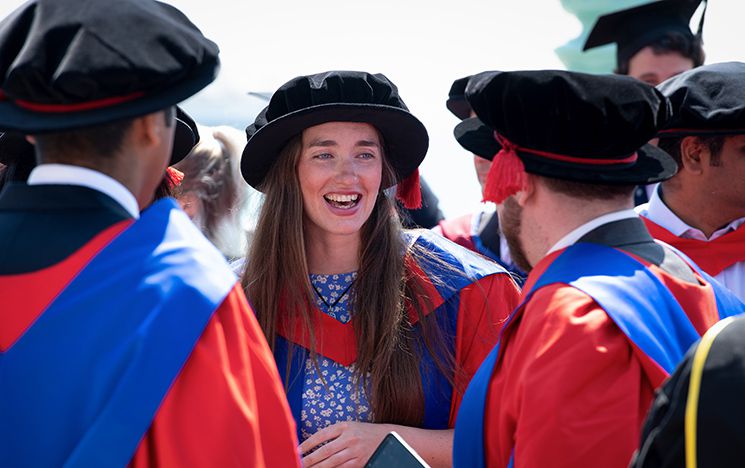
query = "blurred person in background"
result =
(433, 76, 524, 281)
(175, 125, 261, 261)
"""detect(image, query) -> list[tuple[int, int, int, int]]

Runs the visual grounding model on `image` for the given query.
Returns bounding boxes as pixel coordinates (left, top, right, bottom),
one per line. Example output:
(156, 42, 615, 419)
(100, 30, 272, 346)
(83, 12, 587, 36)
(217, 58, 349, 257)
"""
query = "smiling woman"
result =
(239, 70, 521, 468)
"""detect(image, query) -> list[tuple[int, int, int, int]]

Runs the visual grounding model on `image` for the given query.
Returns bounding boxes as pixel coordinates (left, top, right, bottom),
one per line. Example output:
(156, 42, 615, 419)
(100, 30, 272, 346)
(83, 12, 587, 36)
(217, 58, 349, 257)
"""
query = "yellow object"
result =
(685, 317, 736, 468)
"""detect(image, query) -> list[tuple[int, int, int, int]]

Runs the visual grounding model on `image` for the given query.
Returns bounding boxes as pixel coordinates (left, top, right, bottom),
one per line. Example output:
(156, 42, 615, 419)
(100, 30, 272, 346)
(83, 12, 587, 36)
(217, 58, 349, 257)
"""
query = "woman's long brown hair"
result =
(242, 134, 457, 426)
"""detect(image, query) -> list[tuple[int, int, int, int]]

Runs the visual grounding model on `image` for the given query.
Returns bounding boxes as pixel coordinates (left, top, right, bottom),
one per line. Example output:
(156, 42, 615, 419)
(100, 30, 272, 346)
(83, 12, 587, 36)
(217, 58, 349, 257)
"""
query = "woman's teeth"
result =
(324, 193, 360, 208)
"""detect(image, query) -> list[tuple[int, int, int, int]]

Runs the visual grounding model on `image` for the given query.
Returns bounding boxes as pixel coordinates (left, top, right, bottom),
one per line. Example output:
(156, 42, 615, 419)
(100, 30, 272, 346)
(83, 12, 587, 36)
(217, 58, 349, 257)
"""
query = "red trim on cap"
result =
(7, 91, 145, 113)
(496, 132, 638, 165)
(482, 133, 639, 205)
(658, 128, 745, 135)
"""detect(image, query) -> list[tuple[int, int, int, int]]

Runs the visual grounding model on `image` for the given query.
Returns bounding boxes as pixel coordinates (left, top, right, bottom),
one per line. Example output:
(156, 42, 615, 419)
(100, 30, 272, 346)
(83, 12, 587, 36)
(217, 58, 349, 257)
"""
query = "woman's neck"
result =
(305, 230, 361, 274)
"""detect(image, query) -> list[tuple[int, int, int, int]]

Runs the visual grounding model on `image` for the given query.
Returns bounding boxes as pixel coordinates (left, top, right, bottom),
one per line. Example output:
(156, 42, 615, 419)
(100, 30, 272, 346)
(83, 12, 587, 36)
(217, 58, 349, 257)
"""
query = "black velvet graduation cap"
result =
(584, 0, 704, 67)
(447, 75, 473, 120)
(657, 62, 745, 137)
(465, 69, 677, 203)
(241, 70, 429, 208)
(0, 0, 219, 133)
(0, 107, 200, 166)
(453, 117, 501, 159)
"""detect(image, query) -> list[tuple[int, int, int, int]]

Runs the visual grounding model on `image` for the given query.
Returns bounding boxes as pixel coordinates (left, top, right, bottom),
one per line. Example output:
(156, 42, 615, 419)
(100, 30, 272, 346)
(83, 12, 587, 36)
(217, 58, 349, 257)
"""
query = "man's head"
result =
(584, 0, 705, 85)
(465, 69, 675, 269)
(656, 61, 745, 225)
(0, 0, 219, 206)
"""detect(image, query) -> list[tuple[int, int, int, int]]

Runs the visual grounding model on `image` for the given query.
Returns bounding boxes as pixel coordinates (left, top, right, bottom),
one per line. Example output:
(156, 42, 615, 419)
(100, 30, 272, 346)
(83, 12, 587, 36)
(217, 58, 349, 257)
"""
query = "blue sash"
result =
(0, 198, 235, 467)
(276, 230, 507, 440)
(453, 242, 745, 468)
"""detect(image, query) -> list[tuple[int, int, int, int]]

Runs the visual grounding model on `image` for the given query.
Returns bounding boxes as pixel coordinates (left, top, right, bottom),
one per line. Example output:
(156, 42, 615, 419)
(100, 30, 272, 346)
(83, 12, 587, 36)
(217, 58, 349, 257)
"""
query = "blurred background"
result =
(3, 0, 742, 218)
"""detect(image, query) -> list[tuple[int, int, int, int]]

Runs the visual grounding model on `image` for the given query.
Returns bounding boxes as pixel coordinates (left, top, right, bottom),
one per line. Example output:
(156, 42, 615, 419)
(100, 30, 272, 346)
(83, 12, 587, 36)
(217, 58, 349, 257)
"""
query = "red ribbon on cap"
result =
(396, 168, 422, 209)
(0, 89, 144, 113)
(482, 132, 639, 204)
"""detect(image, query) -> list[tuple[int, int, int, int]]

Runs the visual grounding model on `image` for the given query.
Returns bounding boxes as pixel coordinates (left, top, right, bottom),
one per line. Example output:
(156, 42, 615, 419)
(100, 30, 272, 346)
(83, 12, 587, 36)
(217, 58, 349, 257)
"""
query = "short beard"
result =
(499, 196, 532, 273)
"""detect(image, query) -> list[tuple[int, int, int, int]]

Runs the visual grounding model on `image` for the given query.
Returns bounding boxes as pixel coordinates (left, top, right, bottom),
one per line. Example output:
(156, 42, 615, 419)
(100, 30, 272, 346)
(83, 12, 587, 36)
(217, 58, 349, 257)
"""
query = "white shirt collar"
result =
(27, 164, 140, 219)
(547, 209, 639, 255)
(639, 186, 745, 241)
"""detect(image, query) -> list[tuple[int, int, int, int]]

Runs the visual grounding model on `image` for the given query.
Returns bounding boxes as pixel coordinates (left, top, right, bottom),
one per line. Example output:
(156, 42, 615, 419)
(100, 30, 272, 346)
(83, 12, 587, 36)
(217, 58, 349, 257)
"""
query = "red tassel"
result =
(482, 134, 526, 204)
(396, 168, 422, 209)
(165, 167, 184, 190)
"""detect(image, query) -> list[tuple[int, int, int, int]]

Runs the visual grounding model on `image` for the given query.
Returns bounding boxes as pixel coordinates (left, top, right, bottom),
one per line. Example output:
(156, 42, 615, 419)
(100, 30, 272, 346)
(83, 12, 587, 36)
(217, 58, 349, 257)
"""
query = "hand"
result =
(299, 421, 392, 468)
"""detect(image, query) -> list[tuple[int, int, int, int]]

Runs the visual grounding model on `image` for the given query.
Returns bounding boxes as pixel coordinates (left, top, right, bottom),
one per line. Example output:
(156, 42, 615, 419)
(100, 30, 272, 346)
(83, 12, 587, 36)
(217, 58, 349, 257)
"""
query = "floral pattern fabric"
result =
(300, 272, 372, 441)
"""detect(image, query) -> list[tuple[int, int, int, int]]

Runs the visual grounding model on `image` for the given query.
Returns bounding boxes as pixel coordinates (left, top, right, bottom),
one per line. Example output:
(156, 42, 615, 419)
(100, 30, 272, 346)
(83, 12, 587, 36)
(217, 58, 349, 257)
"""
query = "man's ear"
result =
(679, 136, 705, 174)
(131, 111, 168, 149)
(513, 173, 537, 207)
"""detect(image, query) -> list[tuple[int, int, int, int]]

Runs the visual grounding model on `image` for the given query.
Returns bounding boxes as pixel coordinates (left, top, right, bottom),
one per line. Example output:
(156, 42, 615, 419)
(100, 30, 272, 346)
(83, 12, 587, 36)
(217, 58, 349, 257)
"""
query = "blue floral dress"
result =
(300, 272, 372, 440)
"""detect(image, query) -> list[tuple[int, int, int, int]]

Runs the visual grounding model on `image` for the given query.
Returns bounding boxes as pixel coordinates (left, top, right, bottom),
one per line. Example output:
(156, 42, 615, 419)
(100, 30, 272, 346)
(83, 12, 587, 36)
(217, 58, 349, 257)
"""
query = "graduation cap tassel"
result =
(482, 133, 526, 205)
(165, 167, 184, 190)
(396, 168, 422, 209)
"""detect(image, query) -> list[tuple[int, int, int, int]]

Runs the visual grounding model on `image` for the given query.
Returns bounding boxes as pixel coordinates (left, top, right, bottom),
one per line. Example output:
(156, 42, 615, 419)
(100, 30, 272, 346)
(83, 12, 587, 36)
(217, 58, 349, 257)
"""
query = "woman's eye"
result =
(358, 152, 375, 160)
(313, 153, 333, 160)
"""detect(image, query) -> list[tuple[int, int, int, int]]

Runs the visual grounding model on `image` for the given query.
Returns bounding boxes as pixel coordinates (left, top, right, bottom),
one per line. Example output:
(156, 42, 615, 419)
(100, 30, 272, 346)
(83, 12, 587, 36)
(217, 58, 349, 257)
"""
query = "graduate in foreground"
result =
(0, 0, 299, 466)
(452, 69, 745, 468)
(239, 70, 521, 467)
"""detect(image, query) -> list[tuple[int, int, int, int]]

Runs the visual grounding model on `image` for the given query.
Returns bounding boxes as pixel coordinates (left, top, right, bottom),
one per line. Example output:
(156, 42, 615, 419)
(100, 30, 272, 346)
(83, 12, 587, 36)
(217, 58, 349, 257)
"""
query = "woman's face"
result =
(297, 121, 383, 241)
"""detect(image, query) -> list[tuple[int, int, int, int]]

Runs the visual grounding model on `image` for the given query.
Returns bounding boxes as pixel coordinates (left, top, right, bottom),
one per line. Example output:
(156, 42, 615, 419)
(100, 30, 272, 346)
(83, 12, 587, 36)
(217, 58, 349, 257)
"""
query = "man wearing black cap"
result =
(450, 70, 744, 468)
(585, 0, 706, 206)
(0, 1, 299, 467)
(637, 62, 745, 303)
(584, 0, 706, 86)
(433, 75, 523, 278)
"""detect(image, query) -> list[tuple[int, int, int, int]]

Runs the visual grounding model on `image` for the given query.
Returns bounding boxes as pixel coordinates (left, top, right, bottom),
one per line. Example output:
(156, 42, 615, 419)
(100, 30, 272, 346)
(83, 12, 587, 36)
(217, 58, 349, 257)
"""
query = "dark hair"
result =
(616, 32, 705, 75)
(540, 176, 635, 200)
(35, 118, 135, 162)
(657, 135, 725, 167)
(35, 107, 174, 162)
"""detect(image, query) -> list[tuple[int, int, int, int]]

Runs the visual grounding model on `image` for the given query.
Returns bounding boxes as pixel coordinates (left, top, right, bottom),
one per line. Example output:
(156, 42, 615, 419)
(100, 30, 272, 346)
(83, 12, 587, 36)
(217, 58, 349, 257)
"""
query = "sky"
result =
(3, 0, 743, 217)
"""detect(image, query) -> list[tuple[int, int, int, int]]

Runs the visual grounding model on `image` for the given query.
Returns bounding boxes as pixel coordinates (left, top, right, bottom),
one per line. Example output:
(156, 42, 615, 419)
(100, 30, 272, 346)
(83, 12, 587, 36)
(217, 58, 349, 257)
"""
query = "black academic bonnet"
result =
(583, 0, 704, 68)
(465, 69, 676, 203)
(657, 61, 745, 137)
(0, 106, 200, 166)
(172, 107, 200, 164)
(0, 0, 219, 134)
(241, 71, 429, 200)
(453, 117, 501, 159)
(447, 75, 473, 120)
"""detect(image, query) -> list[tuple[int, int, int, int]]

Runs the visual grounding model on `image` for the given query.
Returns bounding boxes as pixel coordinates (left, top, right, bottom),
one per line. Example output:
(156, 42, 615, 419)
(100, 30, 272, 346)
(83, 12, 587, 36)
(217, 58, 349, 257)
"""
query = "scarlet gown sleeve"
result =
(449, 273, 521, 425)
(485, 285, 653, 468)
(130, 284, 300, 468)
